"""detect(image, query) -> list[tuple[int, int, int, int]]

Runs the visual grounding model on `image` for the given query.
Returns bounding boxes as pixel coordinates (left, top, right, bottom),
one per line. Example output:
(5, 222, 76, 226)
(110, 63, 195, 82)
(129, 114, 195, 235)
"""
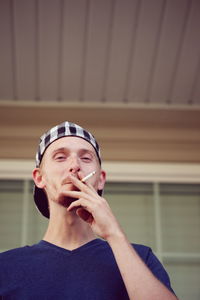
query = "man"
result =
(0, 121, 178, 299)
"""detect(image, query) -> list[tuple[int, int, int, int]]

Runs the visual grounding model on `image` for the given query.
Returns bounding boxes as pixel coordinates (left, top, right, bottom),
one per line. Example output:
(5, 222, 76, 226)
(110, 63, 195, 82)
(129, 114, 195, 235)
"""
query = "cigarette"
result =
(81, 171, 96, 182)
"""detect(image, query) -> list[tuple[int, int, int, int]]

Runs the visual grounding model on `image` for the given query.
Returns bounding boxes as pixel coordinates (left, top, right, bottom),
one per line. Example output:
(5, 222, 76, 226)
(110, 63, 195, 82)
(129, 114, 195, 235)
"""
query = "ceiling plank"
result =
(105, 0, 139, 102)
(128, 0, 165, 103)
(61, 0, 88, 101)
(14, 0, 36, 100)
(149, 0, 189, 104)
(38, 0, 61, 100)
(170, 0, 200, 104)
(82, 0, 114, 102)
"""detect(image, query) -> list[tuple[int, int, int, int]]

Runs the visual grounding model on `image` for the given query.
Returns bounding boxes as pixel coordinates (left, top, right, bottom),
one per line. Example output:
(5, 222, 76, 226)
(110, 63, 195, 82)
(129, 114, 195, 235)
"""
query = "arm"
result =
(66, 175, 178, 300)
(106, 233, 177, 300)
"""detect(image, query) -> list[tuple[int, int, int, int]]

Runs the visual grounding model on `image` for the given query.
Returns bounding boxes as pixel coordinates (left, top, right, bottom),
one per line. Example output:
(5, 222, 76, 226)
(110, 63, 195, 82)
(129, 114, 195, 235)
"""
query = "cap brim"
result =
(34, 185, 50, 218)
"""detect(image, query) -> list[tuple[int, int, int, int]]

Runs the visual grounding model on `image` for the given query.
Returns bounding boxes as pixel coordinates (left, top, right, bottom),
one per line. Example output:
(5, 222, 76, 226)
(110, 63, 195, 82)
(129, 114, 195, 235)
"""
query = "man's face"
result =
(37, 136, 105, 206)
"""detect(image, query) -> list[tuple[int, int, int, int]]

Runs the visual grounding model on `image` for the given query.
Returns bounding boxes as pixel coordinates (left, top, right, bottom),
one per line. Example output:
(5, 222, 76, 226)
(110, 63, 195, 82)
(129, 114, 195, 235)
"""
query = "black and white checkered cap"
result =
(34, 121, 102, 218)
(36, 121, 101, 167)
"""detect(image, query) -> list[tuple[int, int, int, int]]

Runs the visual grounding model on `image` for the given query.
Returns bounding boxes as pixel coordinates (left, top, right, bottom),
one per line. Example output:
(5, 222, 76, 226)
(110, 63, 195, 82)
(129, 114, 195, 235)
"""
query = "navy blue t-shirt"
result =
(0, 239, 173, 299)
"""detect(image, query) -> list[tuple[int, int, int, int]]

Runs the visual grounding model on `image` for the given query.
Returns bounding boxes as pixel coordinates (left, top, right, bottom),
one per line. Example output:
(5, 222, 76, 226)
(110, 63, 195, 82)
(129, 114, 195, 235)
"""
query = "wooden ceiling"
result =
(0, 0, 200, 105)
(0, 0, 200, 163)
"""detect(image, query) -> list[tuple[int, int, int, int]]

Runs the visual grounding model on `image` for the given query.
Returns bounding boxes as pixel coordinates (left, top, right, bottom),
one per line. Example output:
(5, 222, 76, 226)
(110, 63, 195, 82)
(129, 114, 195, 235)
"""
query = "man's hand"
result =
(62, 174, 123, 240)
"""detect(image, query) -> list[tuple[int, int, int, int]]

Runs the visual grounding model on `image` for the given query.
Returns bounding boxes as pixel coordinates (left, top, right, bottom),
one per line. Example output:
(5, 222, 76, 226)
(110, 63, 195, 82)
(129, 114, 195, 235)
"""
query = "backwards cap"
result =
(34, 121, 101, 218)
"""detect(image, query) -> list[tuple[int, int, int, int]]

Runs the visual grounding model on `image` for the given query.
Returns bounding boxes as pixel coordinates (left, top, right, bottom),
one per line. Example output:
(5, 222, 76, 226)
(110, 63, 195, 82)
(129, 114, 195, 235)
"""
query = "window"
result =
(104, 182, 200, 300)
(0, 160, 200, 300)
(0, 179, 48, 251)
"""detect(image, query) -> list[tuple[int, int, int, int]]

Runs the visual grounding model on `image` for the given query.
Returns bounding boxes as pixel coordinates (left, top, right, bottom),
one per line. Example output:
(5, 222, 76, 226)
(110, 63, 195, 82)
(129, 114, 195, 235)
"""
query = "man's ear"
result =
(32, 168, 45, 189)
(97, 170, 106, 191)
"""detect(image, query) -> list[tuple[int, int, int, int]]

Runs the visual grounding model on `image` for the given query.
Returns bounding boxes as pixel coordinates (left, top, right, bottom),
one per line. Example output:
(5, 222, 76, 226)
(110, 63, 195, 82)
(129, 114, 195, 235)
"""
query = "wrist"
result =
(105, 227, 127, 245)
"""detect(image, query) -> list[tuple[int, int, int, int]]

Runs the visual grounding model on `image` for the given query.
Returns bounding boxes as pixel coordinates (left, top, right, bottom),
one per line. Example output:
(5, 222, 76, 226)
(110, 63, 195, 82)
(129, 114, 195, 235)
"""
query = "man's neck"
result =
(43, 209, 96, 250)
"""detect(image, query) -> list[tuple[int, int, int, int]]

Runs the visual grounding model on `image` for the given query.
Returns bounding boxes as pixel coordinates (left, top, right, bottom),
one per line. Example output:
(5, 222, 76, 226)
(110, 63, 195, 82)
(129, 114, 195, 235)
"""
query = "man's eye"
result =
(55, 154, 66, 161)
(81, 156, 92, 162)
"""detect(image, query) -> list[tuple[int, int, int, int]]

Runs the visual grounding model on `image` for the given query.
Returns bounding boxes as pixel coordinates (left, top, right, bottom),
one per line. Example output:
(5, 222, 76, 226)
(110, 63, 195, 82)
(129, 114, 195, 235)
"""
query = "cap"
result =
(34, 121, 102, 218)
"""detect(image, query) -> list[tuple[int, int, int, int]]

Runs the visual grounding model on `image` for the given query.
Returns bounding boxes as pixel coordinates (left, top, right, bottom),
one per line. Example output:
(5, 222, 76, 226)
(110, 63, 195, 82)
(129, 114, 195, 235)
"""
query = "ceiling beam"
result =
(0, 101, 200, 163)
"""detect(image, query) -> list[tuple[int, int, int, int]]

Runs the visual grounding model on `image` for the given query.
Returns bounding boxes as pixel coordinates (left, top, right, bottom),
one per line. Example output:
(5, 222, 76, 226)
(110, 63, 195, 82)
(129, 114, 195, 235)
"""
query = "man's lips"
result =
(61, 175, 80, 187)
(61, 182, 79, 191)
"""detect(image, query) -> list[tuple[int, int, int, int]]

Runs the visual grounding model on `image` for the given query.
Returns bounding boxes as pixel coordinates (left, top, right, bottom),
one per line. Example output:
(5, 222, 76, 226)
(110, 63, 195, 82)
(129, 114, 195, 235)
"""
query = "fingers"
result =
(66, 189, 100, 214)
(67, 197, 90, 212)
(76, 208, 93, 224)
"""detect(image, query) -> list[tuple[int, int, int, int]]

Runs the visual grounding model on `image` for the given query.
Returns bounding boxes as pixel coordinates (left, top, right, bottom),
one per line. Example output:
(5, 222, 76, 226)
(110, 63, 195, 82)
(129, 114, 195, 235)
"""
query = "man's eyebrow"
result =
(79, 148, 95, 154)
(79, 149, 99, 161)
(52, 147, 68, 154)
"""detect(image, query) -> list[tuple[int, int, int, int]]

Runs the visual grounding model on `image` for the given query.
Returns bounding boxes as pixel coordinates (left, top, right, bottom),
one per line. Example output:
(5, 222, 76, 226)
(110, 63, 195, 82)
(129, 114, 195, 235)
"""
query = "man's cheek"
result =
(46, 181, 60, 202)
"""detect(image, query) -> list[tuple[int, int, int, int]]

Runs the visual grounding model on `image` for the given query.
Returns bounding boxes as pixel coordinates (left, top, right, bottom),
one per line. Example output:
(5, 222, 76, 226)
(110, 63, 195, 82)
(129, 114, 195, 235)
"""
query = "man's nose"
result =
(68, 156, 80, 174)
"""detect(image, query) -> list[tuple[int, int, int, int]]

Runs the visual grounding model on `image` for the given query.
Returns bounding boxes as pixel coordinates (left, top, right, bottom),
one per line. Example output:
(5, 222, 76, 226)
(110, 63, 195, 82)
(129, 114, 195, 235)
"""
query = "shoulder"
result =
(0, 242, 43, 267)
(0, 245, 30, 260)
(0, 243, 39, 256)
(0, 242, 46, 286)
(131, 243, 151, 262)
(131, 243, 166, 274)
(132, 243, 174, 293)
